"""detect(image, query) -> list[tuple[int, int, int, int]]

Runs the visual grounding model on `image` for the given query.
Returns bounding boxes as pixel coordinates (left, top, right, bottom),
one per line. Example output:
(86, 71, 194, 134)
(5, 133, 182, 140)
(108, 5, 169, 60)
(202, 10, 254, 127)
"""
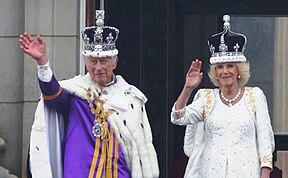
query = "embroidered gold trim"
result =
(245, 87, 256, 119)
(260, 155, 273, 165)
(175, 110, 185, 118)
(204, 89, 213, 122)
(42, 87, 63, 100)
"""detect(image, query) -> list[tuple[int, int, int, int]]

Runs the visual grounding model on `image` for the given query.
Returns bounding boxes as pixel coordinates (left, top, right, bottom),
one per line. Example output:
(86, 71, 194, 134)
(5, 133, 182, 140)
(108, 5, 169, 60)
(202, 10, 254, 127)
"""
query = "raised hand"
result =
(19, 32, 48, 65)
(184, 59, 203, 90)
(175, 59, 203, 110)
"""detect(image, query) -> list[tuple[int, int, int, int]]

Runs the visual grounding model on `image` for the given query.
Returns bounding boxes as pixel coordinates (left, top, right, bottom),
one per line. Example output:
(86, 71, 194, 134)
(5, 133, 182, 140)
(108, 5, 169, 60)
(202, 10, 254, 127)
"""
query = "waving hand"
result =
(19, 32, 48, 65)
(184, 59, 203, 90)
(175, 59, 203, 110)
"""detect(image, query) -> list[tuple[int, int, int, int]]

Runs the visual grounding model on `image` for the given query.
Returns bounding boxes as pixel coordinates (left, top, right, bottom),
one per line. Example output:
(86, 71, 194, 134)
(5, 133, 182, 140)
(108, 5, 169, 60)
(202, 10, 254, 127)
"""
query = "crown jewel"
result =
(207, 15, 247, 64)
(81, 10, 119, 57)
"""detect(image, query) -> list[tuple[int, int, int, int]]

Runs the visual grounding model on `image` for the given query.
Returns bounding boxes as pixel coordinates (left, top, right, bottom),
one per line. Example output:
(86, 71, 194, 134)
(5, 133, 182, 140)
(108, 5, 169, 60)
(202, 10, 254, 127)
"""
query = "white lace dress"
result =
(171, 87, 274, 178)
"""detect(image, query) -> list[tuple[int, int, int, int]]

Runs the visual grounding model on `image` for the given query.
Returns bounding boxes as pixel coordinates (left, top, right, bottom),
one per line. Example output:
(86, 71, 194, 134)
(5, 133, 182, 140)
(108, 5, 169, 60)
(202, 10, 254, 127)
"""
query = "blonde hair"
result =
(208, 62, 250, 87)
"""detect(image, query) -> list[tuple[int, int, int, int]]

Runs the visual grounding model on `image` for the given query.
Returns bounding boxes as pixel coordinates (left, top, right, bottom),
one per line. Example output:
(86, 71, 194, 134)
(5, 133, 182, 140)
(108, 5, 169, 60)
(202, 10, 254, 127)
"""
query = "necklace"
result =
(220, 88, 241, 107)
(86, 88, 114, 140)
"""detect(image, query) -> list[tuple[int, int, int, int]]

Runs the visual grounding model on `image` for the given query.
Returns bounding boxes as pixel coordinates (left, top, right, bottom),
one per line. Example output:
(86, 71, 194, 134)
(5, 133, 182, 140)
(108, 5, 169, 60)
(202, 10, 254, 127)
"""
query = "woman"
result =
(171, 15, 274, 178)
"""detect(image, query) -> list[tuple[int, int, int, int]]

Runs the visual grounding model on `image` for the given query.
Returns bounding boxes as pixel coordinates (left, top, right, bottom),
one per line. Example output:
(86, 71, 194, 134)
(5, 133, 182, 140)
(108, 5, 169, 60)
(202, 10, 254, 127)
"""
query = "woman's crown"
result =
(207, 15, 247, 64)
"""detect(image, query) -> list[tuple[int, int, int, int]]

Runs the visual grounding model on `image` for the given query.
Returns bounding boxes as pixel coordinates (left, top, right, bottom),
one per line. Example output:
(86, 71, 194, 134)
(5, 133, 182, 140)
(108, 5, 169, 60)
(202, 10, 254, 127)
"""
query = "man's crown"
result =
(81, 10, 119, 57)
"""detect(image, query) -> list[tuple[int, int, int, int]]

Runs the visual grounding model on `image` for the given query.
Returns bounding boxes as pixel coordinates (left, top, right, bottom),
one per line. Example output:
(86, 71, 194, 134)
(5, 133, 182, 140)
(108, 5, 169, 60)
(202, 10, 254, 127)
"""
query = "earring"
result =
(238, 75, 241, 79)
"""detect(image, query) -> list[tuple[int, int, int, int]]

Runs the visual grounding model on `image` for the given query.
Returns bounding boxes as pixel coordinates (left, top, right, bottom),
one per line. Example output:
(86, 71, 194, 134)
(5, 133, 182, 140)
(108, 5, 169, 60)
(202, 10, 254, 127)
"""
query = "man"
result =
(19, 10, 159, 178)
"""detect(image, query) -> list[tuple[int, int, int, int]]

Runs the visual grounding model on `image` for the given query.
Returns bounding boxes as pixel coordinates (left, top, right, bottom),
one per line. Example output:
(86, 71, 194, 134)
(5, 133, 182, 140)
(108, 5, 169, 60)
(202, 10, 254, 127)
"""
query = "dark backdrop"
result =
(90, 0, 288, 177)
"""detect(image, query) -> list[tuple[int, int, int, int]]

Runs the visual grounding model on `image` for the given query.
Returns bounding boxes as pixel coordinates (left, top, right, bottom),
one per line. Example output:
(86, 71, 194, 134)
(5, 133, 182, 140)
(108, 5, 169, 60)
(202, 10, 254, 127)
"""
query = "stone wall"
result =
(0, 0, 81, 177)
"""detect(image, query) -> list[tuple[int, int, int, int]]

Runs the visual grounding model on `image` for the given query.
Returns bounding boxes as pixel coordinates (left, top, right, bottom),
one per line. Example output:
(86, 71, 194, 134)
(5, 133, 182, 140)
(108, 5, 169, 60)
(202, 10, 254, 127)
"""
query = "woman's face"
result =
(215, 62, 239, 88)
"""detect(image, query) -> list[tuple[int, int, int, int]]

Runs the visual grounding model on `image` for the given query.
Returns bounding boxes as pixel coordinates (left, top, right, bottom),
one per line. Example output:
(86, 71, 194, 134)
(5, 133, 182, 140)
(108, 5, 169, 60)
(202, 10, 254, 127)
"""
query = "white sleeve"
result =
(254, 87, 275, 169)
(37, 62, 53, 82)
(170, 89, 205, 125)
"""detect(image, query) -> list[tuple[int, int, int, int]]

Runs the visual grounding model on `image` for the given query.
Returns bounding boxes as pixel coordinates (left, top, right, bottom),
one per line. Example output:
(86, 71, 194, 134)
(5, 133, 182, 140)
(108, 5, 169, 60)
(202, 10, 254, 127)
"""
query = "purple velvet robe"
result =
(39, 75, 131, 178)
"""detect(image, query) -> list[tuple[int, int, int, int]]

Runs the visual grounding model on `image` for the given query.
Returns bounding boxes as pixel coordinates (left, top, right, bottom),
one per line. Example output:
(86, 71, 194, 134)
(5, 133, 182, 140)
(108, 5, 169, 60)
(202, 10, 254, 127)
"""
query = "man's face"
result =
(85, 56, 117, 86)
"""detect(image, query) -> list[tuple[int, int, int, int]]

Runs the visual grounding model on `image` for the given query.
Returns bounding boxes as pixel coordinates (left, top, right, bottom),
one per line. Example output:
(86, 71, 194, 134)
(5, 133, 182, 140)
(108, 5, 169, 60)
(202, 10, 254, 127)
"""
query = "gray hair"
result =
(208, 62, 250, 88)
(83, 55, 118, 64)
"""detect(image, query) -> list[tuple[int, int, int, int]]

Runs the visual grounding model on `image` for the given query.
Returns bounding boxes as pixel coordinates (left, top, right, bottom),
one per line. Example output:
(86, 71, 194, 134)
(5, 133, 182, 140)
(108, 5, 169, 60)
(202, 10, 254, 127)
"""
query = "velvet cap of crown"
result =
(207, 15, 247, 64)
(81, 10, 119, 58)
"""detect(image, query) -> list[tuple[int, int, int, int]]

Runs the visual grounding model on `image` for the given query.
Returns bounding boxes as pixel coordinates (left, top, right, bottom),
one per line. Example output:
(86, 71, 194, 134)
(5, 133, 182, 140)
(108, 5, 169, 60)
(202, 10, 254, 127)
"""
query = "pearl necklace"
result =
(220, 89, 241, 107)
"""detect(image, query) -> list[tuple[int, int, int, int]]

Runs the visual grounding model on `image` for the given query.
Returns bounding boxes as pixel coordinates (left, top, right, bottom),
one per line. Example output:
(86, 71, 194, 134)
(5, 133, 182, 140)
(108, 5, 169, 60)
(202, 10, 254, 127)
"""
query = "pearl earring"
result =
(238, 75, 241, 79)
